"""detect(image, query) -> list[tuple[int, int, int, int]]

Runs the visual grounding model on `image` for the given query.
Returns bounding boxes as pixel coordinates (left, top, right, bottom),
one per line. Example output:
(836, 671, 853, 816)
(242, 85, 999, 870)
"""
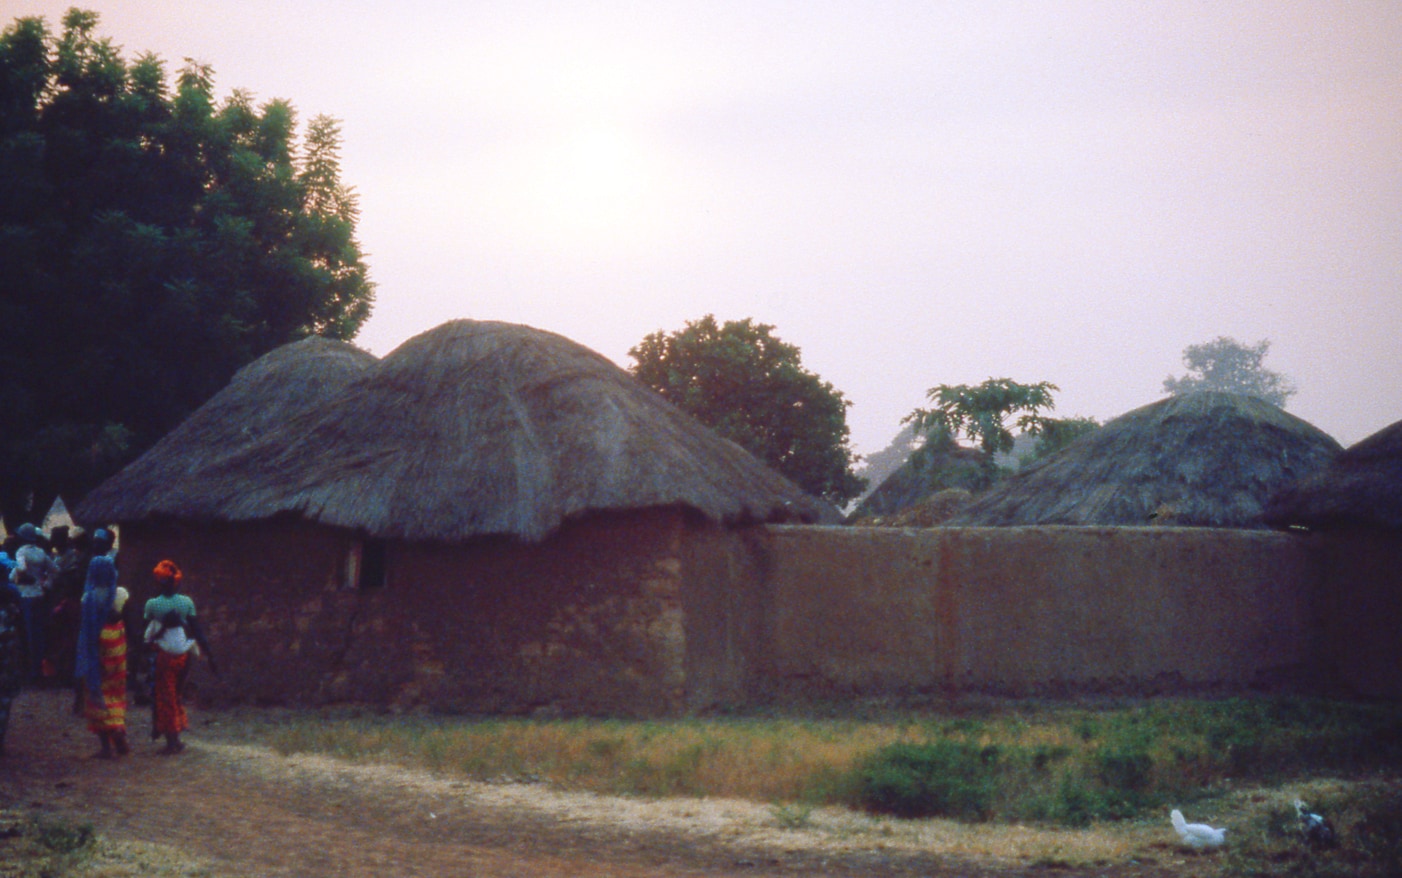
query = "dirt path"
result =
(1, 690, 1191, 877)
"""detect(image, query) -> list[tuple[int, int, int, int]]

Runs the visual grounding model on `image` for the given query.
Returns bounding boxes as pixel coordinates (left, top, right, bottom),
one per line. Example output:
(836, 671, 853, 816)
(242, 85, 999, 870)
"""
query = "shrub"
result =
(850, 741, 1001, 821)
(38, 818, 95, 854)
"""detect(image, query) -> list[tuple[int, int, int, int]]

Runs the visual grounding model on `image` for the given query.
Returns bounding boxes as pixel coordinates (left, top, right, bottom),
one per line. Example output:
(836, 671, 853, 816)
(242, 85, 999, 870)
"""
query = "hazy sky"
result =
(12, 0, 1402, 457)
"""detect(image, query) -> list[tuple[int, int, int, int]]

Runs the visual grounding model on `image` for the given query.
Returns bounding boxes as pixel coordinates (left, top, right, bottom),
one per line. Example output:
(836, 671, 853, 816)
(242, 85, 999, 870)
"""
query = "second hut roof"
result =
(77, 336, 377, 525)
(949, 391, 1342, 528)
(1263, 418, 1402, 531)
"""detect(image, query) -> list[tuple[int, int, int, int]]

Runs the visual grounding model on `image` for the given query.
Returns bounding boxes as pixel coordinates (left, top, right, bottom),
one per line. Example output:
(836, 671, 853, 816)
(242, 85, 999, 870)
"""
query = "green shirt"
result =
(144, 593, 196, 625)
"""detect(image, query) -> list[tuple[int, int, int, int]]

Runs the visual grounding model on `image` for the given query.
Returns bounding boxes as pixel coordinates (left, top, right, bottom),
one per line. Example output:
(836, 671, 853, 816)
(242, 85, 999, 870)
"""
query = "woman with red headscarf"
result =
(143, 560, 197, 754)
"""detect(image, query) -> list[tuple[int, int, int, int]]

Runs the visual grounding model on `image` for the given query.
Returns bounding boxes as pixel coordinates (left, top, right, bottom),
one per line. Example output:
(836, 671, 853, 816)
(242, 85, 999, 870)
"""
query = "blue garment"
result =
(75, 557, 118, 700)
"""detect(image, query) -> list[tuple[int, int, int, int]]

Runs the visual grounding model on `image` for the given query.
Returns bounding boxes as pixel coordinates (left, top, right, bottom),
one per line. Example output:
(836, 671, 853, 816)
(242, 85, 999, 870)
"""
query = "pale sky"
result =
(12, 0, 1402, 457)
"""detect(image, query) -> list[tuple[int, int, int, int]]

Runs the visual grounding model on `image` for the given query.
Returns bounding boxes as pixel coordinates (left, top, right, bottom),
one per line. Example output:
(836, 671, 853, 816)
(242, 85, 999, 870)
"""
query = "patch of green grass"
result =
(851, 741, 1002, 821)
(770, 802, 815, 830)
(37, 817, 95, 854)
(1218, 785, 1402, 878)
(242, 696, 1402, 830)
(0, 811, 99, 877)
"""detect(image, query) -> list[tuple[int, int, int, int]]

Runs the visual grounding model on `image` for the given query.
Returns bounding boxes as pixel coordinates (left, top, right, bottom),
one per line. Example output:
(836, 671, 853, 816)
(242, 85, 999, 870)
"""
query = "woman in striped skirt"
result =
(75, 557, 129, 758)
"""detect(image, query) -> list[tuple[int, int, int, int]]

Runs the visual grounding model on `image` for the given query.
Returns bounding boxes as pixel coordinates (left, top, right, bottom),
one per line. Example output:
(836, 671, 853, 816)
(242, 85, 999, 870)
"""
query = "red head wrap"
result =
(153, 559, 183, 585)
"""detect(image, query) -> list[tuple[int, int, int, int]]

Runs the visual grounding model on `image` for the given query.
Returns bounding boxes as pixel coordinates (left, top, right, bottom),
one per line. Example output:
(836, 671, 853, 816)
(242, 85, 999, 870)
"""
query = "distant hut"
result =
(1264, 419, 1402, 532)
(41, 496, 74, 535)
(848, 439, 991, 523)
(79, 320, 836, 715)
(950, 392, 1342, 528)
(1264, 419, 1402, 698)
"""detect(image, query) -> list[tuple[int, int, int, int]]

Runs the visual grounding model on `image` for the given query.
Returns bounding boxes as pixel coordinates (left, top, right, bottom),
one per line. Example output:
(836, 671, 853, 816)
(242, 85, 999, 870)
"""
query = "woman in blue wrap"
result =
(74, 557, 129, 758)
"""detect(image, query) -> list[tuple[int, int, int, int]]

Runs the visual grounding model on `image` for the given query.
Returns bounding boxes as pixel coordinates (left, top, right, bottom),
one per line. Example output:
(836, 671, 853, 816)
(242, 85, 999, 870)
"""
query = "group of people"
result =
(0, 522, 211, 759)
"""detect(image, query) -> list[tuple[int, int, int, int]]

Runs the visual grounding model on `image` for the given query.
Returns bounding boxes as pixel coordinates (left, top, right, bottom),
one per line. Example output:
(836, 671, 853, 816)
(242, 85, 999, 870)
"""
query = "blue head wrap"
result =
(75, 556, 119, 699)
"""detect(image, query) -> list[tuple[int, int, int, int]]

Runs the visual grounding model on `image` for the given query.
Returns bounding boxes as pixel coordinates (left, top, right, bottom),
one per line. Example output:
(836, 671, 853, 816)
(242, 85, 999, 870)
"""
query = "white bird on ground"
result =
(1294, 799, 1336, 849)
(1171, 809, 1227, 849)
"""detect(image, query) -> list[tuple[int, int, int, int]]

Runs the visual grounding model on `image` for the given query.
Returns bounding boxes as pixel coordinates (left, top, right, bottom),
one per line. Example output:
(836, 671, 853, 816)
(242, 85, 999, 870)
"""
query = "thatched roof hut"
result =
(81, 320, 835, 541)
(848, 439, 990, 523)
(76, 321, 839, 714)
(949, 392, 1342, 528)
(1264, 419, 1402, 531)
(78, 336, 376, 525)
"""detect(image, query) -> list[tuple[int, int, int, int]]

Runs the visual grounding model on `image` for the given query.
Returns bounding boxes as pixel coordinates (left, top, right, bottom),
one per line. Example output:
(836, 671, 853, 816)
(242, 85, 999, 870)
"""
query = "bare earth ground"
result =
(3, 690, 1216, 877)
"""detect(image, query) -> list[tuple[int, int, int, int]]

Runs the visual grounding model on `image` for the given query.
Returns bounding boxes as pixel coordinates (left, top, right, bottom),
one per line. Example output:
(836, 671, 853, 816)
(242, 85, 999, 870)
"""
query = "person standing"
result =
(0, 579, 24, 757)
(75, 556, 129, 758)
(10, 524, 56, 682)
(143, 560, 197, 754)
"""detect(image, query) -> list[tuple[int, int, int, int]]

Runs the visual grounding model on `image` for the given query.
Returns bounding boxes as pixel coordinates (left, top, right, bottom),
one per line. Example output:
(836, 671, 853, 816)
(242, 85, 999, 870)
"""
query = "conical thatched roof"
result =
(77, 336, 378, 524)
(42, 496, 74, 533)
(848, 439, 991, 521)
(82, 320, 836, 542)
(949, 392, 1342, 528)
(1264, 419, 1402, 531)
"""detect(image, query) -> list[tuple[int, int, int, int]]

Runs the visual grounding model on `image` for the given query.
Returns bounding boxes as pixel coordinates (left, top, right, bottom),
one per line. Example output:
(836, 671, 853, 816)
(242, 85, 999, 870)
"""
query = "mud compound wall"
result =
(117, 517, 1392, 714)
(1312, 530, 1402, 699)
(752, 525, 1324, 700)
(121, 509, 695, 715)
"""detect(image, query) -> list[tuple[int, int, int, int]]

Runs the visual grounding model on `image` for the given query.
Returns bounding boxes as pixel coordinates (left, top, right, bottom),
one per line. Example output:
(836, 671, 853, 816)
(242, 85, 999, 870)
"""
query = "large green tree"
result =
(0, 10, 374, 527)
(629, 315, 864, 506)
(905, 378, 1059, 460)
(1162, 336, 1296, 407)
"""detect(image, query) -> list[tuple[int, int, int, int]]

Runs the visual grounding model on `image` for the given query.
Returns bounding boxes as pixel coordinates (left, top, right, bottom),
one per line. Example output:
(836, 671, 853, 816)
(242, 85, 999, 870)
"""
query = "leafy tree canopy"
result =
(1024, 415, 1100, 465)
(1163, 336, 1296, 407)
(629, 315, 865, 506)
(905, 378, 1059, 458)
(0, 9, 374, 527)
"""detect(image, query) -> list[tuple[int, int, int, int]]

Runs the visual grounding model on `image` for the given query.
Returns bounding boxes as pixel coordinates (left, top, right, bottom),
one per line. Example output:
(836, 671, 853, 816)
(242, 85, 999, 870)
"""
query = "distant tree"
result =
(1163, 337, 1296, 407)
(905, 378, 1060, 459)
(629, 315, 865, 505)
(1024, 415, 1100, 464)
(0, 10, 374, 527)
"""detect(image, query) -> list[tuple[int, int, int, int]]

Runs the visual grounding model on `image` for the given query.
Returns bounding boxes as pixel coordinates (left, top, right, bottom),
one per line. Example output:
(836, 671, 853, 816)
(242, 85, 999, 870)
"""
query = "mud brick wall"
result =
(120, 509, 697, 715)
(115, 518, 350, 707)
(114, 517, 1396, 714)
(752, 525, 1323, 699)
(1311, 530, 1402, 699)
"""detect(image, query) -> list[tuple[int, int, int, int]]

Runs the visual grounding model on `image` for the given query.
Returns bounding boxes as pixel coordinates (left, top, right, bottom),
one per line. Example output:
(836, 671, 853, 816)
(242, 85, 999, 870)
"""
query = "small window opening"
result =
(345, 538, 388, 590)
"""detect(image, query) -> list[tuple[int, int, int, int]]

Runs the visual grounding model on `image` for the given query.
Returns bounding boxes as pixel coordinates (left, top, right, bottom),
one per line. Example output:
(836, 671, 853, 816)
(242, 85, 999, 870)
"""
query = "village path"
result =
(1, 690, 1189, 878)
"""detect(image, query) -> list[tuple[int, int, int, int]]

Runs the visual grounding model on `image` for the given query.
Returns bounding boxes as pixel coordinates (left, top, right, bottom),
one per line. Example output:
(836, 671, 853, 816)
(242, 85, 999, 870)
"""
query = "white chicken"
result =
(1171, 808, 1226, 849)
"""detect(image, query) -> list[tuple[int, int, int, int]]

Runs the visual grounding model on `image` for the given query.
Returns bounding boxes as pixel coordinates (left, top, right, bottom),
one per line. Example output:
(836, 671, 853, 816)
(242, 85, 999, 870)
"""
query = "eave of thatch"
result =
(1264, 419, 1402, 531)
(949, 392, 1342, 529)
(77, 337, 378, 525)
(84, 320, 838, 542)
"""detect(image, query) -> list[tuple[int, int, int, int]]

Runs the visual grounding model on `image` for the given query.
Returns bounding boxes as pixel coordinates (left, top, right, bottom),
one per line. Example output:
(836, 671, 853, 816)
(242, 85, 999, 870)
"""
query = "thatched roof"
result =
(78, 336, 377, 525)
(853, 488, 975, 528)
(1263, 419, 1402, 531)
(948, 392, 1342, 528)
(848, 439, 991, 521)
(81, 320, 836, 542)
